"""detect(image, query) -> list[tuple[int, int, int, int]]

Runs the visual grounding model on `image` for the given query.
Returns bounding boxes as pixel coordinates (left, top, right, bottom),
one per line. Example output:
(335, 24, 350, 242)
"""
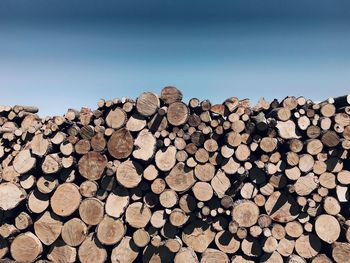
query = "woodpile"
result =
(0, 88, 350, 262)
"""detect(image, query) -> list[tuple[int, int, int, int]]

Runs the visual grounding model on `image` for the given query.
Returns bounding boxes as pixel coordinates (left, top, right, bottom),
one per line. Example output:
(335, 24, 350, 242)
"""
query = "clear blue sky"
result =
(0, 0, 349, 116)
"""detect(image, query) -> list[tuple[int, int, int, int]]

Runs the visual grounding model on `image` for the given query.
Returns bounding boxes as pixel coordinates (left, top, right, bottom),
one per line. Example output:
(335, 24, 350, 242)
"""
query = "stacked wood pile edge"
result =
(1, 87, 350, 263)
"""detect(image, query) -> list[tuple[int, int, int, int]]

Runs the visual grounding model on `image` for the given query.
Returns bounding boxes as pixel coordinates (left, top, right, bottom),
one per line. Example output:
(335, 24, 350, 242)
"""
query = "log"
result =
(160, 86, 183, 104)
(169, 208, 189, 227)
(232, 200, 259, 227)
(96, 216, 125, 245)
(159, 189, 178, 208)
(167, 102, 189, 126)
(192, 182, 213, 202)
(15, 212, 32, 230)
(107, 128, 134, 159)
(47, 240, 77, 263)
(182, 220, 215, 253)
(295, 234, 321, 259)
(133, 129, 156, 161)
(136, 92, 160, 117)
(116, 160, 143, 188)
(61, 218, 87, 246)
(332, 242, 350, 263)
(315, 215, 341, 244)
(13, 149, 36, 174)
(214, 230, 240, 254)
(110, 236, 139, 263)
(260, 137, 277, 153)
(132, 229, 150, 248)
(37, 175, 58, 194)
(31, 133, 51, 156)
(155, 146, 177, 172)
(235, 144, 250, 161)
(41, 153, 61, 174)
(201, 248, 229, 263)
(0, 182, 26, 210)
(125, 202, 152, 228)
(78, 233, 107, 263)
(277, 237, 295, 257)
(91, 132, 106, 152)
(150, 210, 167, 228)
(285, 221, 303, 238)
(106, 107, 127, 129)
(105, 188, 129, 218)
(78, 152, 107, 181)
(75, 139, 91, 155)
(10, 232, 43, 262)
(165, 162, 196, 192)
(79, 198, 104, 225)
(51, 183, 81, 217)
(34, 211, 62, 245)
(323, 196, 341, 215)
(194, 163, 215, 182)
(79, 180, 98, 198)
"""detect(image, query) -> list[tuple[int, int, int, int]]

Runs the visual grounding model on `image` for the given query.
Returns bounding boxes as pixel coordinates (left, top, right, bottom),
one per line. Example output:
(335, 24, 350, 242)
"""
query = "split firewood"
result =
(201, 248, 229, 263)
(276, 120, 300, 139)
(265, 191, 299, 223)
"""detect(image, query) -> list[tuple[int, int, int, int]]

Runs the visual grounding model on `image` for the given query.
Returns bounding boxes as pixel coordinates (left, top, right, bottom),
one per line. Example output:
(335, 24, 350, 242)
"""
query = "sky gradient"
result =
(0, 1, 349, 116)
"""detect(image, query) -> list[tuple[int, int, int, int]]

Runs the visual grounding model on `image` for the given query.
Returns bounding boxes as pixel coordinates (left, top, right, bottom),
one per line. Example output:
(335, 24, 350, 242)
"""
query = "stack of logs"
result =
(1, 87, 350, 263)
